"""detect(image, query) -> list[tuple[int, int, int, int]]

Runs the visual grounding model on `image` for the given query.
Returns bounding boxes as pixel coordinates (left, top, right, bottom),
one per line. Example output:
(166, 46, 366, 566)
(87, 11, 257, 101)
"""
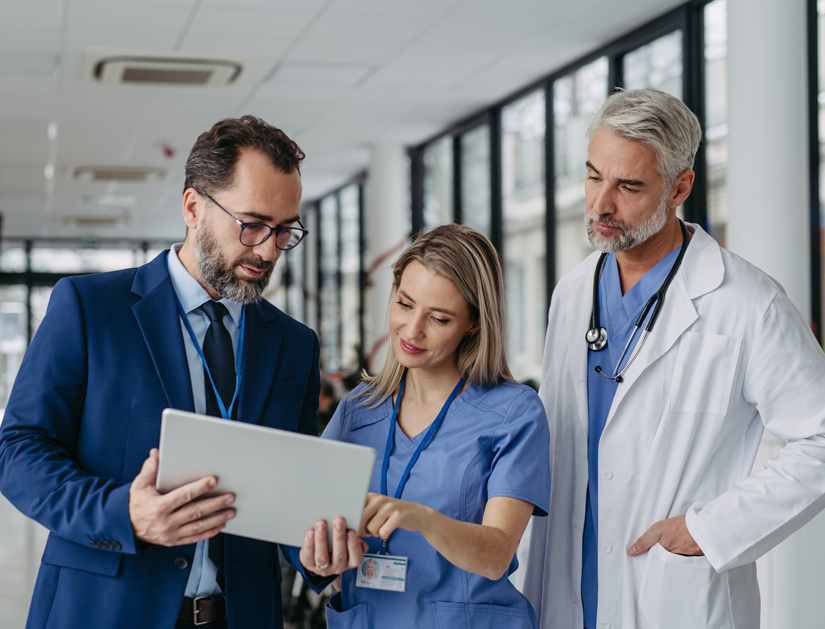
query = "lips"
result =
(399, 338, 424, 355)
(239, 264, 265, 278)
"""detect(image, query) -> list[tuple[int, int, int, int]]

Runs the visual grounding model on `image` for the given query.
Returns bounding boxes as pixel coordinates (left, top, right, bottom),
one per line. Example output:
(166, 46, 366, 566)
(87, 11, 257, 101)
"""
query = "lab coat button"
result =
(603, 471, 613, 480)
(602, 622, 612, 628)
(602, 544, 612, 554)
(175, 557, 189, 570)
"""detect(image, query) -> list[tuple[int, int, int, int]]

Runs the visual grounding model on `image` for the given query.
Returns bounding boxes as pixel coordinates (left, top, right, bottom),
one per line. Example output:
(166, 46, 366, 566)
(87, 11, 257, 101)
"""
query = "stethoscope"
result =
(585, 219, 689, 383)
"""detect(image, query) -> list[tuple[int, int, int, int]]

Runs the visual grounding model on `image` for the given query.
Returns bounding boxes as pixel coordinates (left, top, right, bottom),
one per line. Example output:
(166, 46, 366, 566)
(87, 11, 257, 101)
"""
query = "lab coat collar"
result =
(604, 222, 724, 421)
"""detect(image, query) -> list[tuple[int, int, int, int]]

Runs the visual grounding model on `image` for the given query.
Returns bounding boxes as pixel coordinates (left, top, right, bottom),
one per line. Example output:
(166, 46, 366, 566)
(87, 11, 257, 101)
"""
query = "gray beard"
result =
(194, 219, 273, 304)
(585, 193, 670, 253)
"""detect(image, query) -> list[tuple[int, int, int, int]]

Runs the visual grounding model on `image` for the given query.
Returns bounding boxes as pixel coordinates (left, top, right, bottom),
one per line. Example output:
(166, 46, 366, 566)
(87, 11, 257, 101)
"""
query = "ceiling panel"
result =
(182, 6, 317, 42)
(0, 0, 685, 238)
(65, 2, 195, 52)
(0, 2, 64, 54)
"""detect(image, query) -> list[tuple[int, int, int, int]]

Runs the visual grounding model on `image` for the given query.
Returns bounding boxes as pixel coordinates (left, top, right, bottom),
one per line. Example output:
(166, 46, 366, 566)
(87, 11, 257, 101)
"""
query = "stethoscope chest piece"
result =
(585, 326, 608, 351)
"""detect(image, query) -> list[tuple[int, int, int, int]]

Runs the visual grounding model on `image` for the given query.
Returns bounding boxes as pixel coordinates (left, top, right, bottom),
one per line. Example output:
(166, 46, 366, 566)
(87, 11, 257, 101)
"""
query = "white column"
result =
(364, 143, 410, 373)
(727, 2, 824, 628)
(726, 0, 810, 318)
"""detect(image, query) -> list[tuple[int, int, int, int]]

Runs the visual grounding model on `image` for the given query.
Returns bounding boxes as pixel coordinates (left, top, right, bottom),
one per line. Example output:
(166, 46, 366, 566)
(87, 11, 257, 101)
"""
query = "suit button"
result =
(175, 557, 189, 570)
(110, 541, 122, 551)
(89, 540, 100, 548)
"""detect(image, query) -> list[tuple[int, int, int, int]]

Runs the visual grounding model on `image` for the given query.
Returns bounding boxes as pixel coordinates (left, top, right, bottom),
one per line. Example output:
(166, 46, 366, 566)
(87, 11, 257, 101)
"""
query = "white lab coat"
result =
(520, 225, 825, 629)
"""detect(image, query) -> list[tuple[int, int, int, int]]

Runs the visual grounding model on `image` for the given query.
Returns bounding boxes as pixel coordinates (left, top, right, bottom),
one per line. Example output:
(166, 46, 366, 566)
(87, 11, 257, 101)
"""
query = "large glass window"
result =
(502, 90, 546, 382)
(623, 29, 684, 98)
(554, 57, 609, 280)
(817, 0, 825, 339)
(705, 0, 728, 245)
(303, 206, 319, 334)
(0, 286, 27, 412)
(339, 185, 362, 373)
(423, 136, 454, 228)
(319, 195, 340, 370)
(461, 124, 492, 238)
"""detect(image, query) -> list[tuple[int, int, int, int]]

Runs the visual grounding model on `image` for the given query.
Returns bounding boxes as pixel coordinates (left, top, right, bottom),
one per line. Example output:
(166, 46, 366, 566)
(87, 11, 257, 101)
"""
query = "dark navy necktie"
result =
(200, 300, 234, 585)
(200, 300, 237, 420)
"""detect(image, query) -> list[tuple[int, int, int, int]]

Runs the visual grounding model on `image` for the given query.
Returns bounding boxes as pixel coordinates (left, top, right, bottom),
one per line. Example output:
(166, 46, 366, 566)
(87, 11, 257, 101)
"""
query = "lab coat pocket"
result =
(431, 601, 533, 629)
(325, 593, 371, 629)
(638, 544, 732, 629)
(669, 332, 742, 416)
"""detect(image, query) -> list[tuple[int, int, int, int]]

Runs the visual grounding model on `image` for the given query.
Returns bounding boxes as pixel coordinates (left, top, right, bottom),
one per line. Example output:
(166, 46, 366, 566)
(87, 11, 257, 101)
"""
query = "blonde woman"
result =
(301, 224, 550, 628)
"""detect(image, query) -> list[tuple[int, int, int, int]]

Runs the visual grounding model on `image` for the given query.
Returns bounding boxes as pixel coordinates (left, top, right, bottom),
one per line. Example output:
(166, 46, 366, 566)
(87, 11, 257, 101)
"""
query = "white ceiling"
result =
(0, 0, 683, 241)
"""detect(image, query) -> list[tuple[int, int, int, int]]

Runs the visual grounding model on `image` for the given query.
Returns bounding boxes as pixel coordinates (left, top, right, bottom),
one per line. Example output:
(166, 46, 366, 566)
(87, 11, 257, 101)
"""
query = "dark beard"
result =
(194, 220, 274, 304)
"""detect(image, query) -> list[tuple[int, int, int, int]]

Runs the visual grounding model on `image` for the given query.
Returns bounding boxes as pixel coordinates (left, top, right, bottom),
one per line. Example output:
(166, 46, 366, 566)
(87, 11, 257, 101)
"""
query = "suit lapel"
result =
(236, 302, 282, 425)
(131, 253, 195, 412)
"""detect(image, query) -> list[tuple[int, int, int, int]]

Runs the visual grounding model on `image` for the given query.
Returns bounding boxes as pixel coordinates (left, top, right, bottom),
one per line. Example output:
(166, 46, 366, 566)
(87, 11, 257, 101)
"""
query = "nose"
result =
(407, 312, 426, 338)
(589, 184, 616, 217)
(251, 233, 281, 262)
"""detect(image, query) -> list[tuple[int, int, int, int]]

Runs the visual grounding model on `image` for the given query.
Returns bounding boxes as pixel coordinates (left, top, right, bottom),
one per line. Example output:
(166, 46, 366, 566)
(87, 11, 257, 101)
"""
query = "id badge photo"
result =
(355, 553, 408, 593)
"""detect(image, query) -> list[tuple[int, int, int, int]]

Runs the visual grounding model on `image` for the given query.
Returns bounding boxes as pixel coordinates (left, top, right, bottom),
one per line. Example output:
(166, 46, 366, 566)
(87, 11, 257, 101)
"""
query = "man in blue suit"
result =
(0, 116, 363, 628)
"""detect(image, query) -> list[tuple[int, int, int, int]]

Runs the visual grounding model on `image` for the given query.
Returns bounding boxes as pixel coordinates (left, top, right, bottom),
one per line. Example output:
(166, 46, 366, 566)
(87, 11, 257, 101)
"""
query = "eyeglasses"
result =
(196, 189, 308, 250)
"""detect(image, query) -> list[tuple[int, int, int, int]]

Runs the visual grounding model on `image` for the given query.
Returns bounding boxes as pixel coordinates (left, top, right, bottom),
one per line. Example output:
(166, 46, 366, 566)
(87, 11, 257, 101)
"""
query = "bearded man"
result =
(520, 89, 825, 629)
(0, 116, 358, 629)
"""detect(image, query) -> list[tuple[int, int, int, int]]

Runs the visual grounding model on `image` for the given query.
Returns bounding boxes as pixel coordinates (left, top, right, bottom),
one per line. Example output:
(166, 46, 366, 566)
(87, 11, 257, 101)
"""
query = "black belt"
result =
(179, 594, 226, 626)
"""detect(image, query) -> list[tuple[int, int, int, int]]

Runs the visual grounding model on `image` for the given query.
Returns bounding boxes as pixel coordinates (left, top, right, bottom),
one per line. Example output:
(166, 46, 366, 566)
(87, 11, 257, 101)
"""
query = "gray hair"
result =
(586, 88, 702, 188)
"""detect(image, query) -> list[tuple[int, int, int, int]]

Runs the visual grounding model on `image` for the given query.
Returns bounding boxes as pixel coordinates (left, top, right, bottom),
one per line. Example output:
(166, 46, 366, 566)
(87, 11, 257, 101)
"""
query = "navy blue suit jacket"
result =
(0, 252, 322, 629)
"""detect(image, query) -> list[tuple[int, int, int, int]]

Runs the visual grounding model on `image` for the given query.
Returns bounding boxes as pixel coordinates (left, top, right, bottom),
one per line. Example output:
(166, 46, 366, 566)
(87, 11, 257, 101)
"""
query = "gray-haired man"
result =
(520, 88, 825, 629)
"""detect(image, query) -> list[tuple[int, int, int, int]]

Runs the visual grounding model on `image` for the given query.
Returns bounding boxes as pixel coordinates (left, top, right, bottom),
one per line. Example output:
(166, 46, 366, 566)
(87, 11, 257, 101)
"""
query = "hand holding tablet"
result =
(155, 409, 376, 548)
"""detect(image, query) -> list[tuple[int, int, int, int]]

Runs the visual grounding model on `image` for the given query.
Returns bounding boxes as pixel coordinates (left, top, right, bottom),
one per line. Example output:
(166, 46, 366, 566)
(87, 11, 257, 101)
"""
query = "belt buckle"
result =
(192, 595, 212, 626)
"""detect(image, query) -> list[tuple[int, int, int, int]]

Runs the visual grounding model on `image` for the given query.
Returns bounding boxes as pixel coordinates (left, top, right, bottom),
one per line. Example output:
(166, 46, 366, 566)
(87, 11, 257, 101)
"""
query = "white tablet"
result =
(156, 408, 376, 548)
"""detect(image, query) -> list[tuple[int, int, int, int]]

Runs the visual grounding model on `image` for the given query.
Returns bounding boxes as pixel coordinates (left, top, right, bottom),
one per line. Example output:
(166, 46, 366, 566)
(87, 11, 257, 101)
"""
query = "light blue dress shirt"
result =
(167, 244, 243, 598)
(582, 247, 681, 628)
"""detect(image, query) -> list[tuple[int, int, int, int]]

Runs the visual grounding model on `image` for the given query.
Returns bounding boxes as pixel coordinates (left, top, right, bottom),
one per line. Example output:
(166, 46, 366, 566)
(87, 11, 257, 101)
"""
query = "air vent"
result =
(94, 56, 241, 87)
(61, 214, 131, 228)
(73, 166, 165, 183)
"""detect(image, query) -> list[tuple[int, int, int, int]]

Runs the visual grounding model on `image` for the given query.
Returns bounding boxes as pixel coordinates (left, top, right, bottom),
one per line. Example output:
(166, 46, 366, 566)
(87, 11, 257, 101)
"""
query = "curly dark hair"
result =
(183, 115, 305, 196)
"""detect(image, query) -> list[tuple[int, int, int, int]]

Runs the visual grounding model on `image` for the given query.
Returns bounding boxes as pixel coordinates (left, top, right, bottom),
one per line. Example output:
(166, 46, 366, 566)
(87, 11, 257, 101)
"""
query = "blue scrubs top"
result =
(582, 247, 681, 628)
(322, 380, 551, 629)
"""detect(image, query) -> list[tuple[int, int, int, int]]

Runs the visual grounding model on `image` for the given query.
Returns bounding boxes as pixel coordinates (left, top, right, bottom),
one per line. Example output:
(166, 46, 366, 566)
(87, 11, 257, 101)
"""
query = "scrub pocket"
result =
(325, 593, 370, 629)
(431, 601, 534, 629)
(669, 332, 742, 416)
(638, 544, 733, 629)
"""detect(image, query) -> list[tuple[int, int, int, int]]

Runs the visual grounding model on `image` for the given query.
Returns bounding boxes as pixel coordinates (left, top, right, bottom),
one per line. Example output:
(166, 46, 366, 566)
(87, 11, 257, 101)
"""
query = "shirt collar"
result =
(167, 244, 243, 328)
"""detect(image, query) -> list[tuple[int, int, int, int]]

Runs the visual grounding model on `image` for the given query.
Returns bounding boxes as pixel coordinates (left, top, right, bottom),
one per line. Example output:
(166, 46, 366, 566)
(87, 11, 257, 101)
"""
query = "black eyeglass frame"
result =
(196, 189, 309, 250)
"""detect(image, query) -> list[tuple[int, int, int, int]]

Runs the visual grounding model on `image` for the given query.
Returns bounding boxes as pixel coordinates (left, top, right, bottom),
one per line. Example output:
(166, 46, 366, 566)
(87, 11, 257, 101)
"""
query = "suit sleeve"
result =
(686, 292, 825, 571)
(279, 330, 335, 592)
(0, 278, 137, 554)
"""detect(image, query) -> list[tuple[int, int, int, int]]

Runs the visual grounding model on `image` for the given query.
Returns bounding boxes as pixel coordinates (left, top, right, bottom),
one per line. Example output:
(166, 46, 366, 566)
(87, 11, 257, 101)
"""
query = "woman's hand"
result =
(360, 493, 433, 539)
(299, 517, 368, 578)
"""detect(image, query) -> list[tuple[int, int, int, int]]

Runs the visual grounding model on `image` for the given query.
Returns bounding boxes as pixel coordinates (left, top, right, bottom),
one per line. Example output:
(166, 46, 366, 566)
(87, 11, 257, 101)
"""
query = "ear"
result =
(467, 320, 481, 337)
(182, 188, 203, 232)
(669, 170, 695, 210)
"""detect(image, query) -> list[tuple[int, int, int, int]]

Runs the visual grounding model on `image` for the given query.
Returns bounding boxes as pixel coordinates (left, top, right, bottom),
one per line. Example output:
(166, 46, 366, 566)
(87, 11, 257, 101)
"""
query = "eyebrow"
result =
(237, 211, 301, 227)
(585, 161, 647, 188)
(397, 290, 456, 316)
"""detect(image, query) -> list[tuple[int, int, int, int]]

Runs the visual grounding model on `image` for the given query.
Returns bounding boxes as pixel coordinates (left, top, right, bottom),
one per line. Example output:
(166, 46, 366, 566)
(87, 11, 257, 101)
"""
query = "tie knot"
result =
(201, 300, 229, 323)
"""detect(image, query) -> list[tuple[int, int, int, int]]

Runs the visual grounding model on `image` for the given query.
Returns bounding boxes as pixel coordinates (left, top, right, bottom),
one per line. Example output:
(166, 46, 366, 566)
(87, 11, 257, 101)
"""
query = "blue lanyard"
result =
(379, 372, 464, 552)
(173, 295, 246, 420)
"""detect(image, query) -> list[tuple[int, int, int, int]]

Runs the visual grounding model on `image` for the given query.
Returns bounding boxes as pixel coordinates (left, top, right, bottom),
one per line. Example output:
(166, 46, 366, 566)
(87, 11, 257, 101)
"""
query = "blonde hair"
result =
(358, 223, 513, 407)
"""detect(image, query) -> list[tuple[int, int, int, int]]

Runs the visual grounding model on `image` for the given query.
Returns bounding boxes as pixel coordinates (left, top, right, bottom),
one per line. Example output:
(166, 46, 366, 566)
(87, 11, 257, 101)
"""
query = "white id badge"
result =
(355, 553, 408, 592)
